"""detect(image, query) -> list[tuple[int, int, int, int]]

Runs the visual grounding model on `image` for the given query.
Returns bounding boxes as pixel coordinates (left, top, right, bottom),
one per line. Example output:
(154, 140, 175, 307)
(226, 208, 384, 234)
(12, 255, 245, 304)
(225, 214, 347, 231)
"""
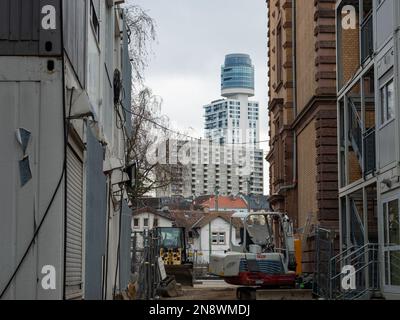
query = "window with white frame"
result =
(211, 232, 226, 245)
(133, 218, 139, 228)
(380, 79, 395, 125)
(143, 218, 149, 228)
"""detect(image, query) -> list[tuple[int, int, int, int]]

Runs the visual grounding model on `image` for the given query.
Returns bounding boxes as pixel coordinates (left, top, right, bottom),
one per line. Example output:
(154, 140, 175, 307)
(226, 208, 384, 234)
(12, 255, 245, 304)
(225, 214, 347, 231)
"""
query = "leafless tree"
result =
(124, 3, 156, 88)
(123, 4, 189, 204)
(126, 88, 186, 202)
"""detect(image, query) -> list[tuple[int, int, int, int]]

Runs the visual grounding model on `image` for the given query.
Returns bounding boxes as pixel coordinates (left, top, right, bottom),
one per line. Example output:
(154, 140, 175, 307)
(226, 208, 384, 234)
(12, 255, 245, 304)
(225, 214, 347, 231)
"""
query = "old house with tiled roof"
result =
(171, 210, 242, 264)
(195, 195, 248, 214)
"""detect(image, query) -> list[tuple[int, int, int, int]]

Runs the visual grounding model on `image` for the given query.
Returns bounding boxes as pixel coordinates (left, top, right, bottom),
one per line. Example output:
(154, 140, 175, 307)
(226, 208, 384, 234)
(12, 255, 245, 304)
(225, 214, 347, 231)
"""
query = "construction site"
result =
(2, 0, 400, 302)
(129, 212, 318, 301)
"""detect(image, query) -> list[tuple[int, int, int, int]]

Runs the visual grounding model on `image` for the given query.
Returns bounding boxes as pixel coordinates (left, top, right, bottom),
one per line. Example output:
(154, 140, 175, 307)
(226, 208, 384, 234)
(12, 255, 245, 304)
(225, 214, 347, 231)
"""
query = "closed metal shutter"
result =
(65, 146, 84, 299)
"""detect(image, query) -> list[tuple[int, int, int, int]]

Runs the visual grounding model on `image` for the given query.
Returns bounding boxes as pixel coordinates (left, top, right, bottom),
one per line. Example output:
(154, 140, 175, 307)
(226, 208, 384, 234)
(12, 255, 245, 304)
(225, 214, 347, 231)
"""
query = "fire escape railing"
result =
(348, 98, 376, 177)
(361, 13, 374, 63)
(363, 127, 376, 177)
(330, 243, 380, 300)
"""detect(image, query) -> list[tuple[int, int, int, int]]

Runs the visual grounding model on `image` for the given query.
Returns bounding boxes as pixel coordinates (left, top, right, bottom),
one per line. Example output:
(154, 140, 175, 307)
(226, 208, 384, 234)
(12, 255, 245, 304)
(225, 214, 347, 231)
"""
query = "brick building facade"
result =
(266, 0, 339, 273)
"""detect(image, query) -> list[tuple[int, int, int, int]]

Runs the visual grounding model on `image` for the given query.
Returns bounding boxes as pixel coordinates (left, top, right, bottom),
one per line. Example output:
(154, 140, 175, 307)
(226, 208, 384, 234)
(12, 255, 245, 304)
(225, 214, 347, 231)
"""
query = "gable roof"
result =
(132, 207, 173, 221)
(192, 212, 230, 229)
(169, 210, 206, 230)
(192, 211, 242, 230)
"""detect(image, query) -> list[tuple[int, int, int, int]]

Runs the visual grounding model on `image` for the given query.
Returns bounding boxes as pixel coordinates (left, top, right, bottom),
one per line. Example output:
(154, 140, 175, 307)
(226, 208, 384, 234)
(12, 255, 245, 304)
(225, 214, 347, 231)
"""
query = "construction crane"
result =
(209, 211, 300, 299)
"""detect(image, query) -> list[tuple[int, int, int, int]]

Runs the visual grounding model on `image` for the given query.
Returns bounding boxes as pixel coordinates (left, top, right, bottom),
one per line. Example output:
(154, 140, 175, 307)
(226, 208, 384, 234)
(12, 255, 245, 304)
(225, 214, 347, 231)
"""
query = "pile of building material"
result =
(157, 276, 183, 298)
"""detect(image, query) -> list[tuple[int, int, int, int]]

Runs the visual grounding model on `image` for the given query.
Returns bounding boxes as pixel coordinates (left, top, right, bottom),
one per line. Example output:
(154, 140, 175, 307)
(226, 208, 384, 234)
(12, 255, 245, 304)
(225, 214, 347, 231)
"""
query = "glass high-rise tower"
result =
(221, 53, 255, 97)
(201, 54, 264, 196)
(157, 54, 264, 198)
(205, 54, 260, 147)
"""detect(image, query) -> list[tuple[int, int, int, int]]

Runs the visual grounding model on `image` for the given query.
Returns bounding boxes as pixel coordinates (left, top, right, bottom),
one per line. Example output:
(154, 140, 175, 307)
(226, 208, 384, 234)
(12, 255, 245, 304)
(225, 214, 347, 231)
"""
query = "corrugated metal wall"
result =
(62, 0, 86, 86)
(119, 201, 132, 290)
(0, 57, 64, 299)
(84, 124, 107, 300)
(65, 145, 84, 300)
(0, 0, 61, 56)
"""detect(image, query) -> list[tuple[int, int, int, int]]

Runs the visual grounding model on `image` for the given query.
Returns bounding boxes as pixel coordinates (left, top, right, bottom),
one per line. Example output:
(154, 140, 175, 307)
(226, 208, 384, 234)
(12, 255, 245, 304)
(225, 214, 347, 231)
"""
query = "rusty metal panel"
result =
(0, 0, 61, 56)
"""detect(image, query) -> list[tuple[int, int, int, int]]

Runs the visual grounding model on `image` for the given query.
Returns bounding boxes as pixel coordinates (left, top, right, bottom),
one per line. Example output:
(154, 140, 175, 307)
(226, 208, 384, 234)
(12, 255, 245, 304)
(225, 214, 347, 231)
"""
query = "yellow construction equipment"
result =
(156, 227, 193, 286)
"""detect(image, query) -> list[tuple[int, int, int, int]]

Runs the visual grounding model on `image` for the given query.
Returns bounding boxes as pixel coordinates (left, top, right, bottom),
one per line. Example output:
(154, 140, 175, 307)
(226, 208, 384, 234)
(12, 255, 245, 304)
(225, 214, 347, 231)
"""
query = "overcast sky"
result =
(129, 0, 269, 194)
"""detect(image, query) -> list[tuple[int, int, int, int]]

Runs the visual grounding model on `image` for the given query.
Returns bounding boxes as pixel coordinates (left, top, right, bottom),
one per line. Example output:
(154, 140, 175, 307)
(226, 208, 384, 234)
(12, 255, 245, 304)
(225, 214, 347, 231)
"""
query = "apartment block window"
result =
(143, 218, 149, 228)
(153, 218, 159, 228)
(211, 232, 226, 245)
(133, 218, 139, 228)
(381, 79, 395, 124)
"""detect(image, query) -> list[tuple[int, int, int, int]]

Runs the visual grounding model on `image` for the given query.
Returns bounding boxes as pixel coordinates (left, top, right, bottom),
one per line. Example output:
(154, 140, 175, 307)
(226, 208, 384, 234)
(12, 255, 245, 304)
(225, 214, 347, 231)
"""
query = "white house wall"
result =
(132, 213, 173, 231)
(196, 217, 238, 264)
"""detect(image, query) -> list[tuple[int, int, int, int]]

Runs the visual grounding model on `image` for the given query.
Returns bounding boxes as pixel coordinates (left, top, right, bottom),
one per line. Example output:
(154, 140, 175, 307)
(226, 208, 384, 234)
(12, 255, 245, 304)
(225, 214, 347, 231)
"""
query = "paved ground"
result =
(163, 280, 314, 300)
(165, 280, 238, 300)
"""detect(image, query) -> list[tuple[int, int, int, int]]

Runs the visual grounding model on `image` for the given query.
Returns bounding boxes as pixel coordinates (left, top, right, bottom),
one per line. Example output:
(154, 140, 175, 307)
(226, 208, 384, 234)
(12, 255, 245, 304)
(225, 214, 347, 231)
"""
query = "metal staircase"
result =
(350, 198, 365, 247)
(348, 97, 376, 177)
(348, 98, 363, 166)
(329, 243, 379, 300)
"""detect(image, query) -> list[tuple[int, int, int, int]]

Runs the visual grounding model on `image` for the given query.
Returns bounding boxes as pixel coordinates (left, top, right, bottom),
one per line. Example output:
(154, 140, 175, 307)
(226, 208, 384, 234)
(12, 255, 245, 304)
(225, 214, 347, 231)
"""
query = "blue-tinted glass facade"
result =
(221, 54, 255, 91)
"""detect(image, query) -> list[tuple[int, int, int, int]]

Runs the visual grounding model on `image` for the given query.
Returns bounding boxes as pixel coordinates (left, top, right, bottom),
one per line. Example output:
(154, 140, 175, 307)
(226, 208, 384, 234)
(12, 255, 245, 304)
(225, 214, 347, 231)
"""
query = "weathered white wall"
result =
(0, 57, 65, 299)
(132, 212, 173, 231)
(193, 217, 238, 264)
(131, 212, 173, 251)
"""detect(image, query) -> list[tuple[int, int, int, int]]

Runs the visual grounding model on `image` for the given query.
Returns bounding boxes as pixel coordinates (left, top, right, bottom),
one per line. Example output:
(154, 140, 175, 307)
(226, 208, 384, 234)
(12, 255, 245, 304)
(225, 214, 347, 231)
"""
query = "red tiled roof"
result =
(198, 196, 248, 210)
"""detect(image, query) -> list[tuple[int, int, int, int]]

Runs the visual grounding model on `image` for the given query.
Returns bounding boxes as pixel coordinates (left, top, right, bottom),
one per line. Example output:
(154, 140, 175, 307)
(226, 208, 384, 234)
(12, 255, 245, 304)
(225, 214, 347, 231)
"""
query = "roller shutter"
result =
(65, 146, 84, 299)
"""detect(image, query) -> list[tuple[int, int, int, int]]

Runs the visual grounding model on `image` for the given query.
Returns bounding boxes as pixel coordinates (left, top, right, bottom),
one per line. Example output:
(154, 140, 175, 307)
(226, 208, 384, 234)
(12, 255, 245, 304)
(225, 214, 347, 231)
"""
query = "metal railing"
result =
(131, 230, 161, 300)
(361, 13, 374, 63)
(348, 98, 377, 177)
(350, 199, 365, 247)
(348, 98, 363, 162)
(313, 227, 335, 299)
(363, 127, 376, 177)
(330, 243, 379, 300)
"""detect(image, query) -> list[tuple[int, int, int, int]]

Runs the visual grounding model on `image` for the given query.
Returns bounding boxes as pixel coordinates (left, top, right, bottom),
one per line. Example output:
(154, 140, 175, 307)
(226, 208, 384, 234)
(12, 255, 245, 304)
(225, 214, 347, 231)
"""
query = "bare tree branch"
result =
(124, 3, 156, 89)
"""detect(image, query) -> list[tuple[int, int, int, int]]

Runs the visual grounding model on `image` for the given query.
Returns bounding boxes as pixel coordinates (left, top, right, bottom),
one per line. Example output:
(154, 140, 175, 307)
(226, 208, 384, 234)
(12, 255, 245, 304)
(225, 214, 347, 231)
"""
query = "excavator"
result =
(209, 211, 299, 299)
